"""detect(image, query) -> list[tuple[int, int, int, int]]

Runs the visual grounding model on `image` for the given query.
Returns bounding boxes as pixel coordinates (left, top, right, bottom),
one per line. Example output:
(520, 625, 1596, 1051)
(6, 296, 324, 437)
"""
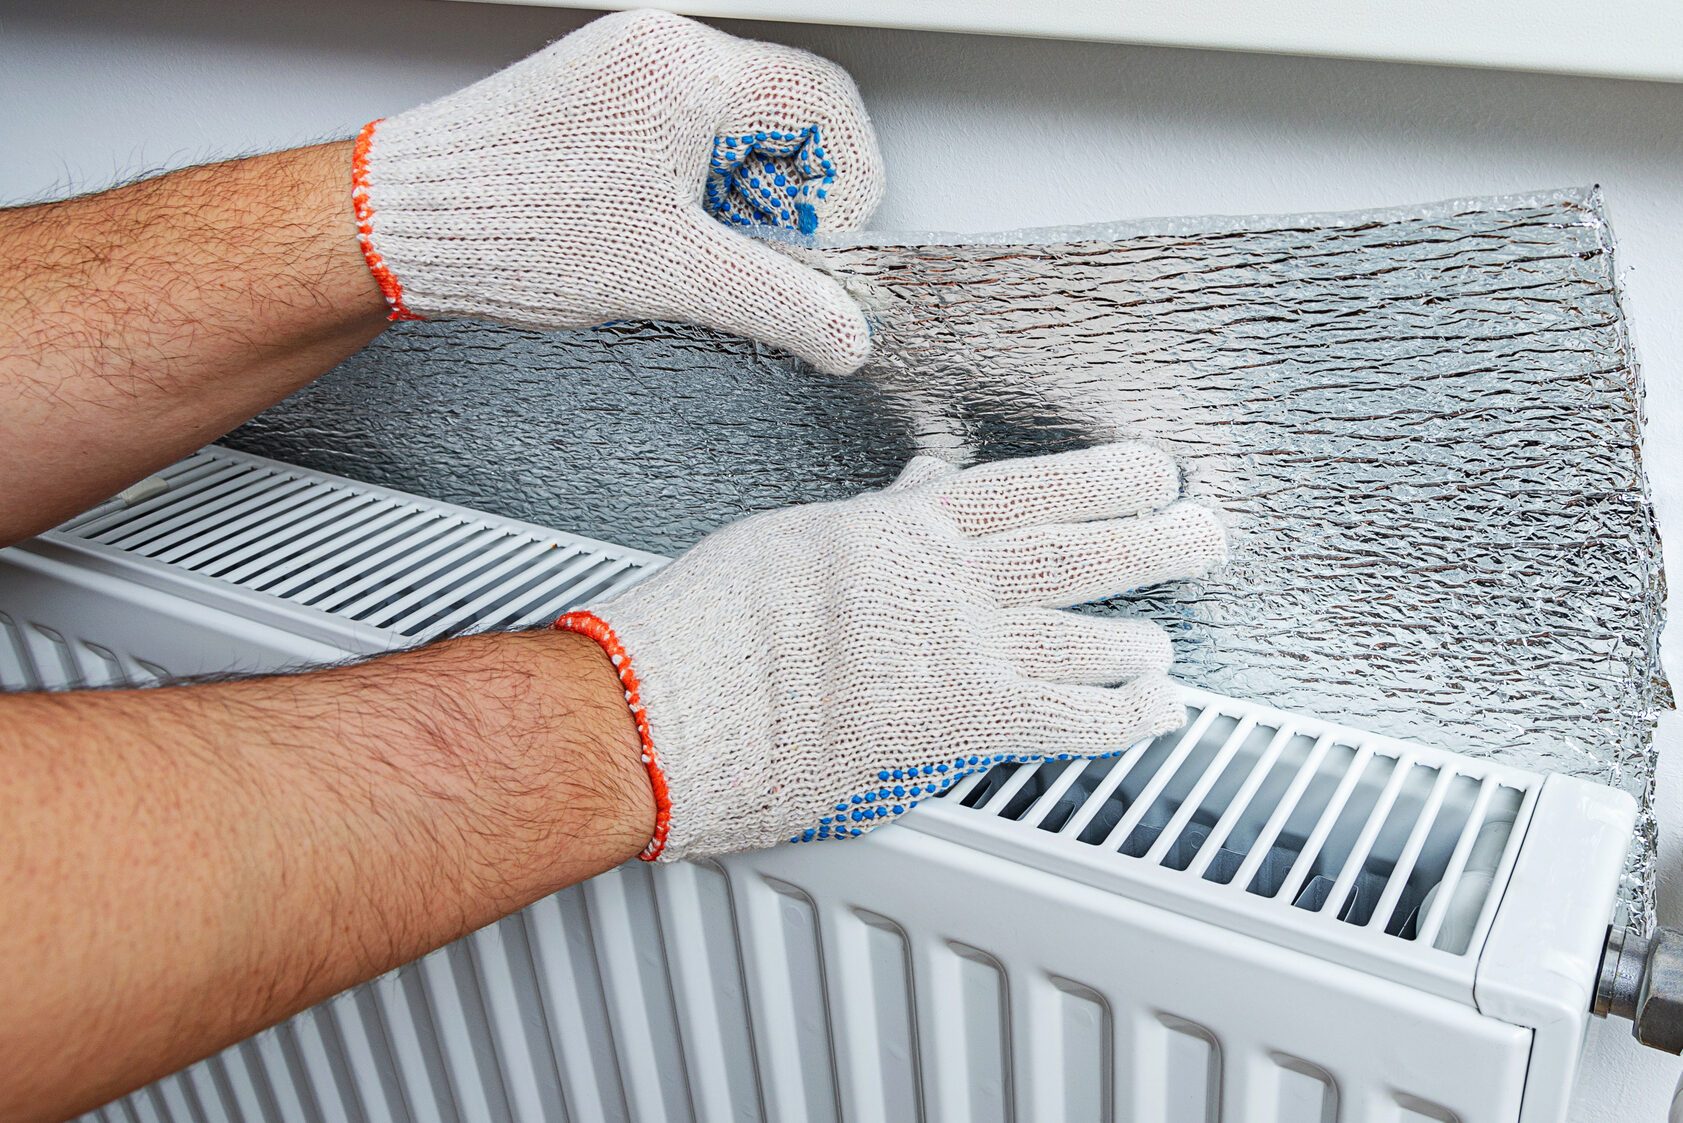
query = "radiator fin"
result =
(1157, 1014, 1221, 1123)
(856, 910, 922, 1120)
(1270, 1054, 1338, 1123)
(1051, 978, 1110, 1121)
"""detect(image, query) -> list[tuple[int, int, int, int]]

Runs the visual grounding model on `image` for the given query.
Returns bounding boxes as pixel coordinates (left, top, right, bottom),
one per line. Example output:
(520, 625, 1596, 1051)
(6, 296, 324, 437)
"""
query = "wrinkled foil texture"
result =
(229, 188, 1667, 928)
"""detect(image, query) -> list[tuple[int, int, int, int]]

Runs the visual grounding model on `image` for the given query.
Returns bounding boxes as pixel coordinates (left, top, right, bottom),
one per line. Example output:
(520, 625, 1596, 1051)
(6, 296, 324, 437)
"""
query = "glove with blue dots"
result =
(353, 9, 884, 374)
(556, 444, 1227, 861)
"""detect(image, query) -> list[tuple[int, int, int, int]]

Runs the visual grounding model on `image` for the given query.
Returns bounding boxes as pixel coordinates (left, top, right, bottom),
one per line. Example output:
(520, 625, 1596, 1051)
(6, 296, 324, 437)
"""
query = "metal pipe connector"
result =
(1594, 925, 1683, 1054)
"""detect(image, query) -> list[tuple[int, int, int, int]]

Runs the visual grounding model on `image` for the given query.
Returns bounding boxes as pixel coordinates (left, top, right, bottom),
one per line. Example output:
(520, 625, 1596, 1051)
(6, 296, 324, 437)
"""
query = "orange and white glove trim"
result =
(554, 609, 673, 861)
(351, 119, 422, 323)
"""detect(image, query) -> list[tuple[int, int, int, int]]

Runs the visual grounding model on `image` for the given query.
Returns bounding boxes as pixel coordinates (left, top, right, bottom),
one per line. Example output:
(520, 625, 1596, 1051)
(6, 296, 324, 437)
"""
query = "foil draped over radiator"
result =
(229, 188, 1667, 928)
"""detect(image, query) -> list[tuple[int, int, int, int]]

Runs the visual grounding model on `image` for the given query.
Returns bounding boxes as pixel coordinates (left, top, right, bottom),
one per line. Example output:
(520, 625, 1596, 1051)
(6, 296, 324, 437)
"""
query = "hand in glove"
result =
(352, 9, 884, 374)
(557, 444, 1227, 861)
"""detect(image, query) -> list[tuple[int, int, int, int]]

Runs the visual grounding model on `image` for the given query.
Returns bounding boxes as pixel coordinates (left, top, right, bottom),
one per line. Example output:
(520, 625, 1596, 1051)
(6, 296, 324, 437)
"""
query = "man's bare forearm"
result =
(0, 629, 651, 1122)
(0, 142, 387, 545)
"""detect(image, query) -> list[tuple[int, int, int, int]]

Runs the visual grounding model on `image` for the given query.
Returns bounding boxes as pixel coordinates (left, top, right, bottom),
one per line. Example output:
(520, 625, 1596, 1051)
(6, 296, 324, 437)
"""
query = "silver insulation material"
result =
(228, 188, 1667, 927)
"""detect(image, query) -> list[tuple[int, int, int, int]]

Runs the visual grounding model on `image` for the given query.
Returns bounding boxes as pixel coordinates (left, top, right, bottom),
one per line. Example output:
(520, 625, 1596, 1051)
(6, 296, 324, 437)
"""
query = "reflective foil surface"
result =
(229, 188, 1667, 926)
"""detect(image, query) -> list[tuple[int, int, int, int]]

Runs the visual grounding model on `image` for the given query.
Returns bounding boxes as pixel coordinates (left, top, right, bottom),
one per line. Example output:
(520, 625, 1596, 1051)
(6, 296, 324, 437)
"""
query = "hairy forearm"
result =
(0, 629, 650, 1121)
(0, 141, 387, 545)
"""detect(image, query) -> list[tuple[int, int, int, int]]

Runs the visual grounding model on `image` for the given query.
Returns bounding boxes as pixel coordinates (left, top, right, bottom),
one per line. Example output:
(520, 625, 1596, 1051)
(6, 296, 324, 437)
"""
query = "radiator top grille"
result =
(55, 448, 663, 642)
(946, 697, 1531, 960)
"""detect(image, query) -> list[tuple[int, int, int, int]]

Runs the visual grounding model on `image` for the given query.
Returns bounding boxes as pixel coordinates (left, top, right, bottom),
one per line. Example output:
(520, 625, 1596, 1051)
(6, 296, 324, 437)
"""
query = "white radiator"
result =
(0, 447, 1634, 1123)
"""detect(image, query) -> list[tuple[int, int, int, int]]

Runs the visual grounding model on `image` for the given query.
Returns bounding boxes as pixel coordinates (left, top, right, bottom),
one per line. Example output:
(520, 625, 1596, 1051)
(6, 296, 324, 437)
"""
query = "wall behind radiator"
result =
(5, 1, 1683, 1115)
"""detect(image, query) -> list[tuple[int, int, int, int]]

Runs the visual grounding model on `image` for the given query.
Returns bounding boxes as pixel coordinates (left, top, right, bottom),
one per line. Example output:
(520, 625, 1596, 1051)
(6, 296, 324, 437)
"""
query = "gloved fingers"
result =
(669, 211, 872, 374)
(886, 454, 959, 492)
(976, 500, 1226, 608)
(1011, 673, 1188, 753)
(709, 41, 884, 236)
(932, 444, 1181, 536)
(985, 609, 1173, 685)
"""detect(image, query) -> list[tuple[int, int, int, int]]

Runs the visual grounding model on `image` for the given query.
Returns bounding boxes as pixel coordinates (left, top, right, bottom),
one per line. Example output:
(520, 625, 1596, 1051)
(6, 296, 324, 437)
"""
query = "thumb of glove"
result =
(672, 209, 873, 375)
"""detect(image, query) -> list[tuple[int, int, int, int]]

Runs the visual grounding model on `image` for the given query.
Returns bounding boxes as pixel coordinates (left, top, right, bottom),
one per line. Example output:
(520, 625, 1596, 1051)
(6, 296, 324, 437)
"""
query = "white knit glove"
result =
(352, 9, 884, 374)
(556, 444, 1227, 861)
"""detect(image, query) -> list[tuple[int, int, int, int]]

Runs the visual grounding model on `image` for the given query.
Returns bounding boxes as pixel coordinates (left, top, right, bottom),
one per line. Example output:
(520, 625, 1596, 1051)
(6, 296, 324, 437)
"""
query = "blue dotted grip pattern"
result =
(705, 125, 835, 235)
(787, 749, 1127, 844)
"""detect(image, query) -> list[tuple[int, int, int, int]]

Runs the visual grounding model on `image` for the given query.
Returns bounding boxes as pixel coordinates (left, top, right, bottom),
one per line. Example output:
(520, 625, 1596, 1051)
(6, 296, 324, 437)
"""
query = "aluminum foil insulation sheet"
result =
(228, 187, 1667, 926)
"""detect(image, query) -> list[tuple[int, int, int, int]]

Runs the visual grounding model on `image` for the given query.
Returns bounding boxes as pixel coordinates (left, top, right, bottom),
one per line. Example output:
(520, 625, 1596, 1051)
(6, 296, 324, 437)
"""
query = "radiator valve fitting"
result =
(1594, 925, 1683, 1054)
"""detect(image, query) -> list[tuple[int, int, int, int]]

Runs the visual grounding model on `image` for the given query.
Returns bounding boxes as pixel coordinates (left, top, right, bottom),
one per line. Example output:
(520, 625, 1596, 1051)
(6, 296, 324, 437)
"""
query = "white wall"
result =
(4, 0, 1682, 1115)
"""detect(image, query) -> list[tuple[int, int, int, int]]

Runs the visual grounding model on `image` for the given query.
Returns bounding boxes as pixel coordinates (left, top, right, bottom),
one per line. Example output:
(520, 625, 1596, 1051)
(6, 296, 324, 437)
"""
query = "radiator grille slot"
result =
(952, 699, 1529, 957)
(53, 449, 662, 641)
